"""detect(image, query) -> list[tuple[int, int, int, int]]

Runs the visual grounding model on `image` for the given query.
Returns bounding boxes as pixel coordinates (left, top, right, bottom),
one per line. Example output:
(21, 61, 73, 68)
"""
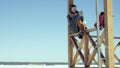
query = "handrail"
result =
(91, 35, 120, 39)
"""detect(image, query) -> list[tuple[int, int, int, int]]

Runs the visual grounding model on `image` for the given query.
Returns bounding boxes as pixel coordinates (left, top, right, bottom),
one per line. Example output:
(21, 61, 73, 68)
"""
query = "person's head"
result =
(69, 4, 78, 14)
(100, 12, 104, 16)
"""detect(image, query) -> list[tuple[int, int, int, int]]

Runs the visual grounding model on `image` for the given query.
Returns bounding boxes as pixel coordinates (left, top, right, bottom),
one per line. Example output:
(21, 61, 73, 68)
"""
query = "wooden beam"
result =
(70, 31, 83, 37)
(72, 52, 79, 66)
(87, 48, 97, 66)
(76, 58, 81, 65)
(114, 42, 120, 62)
(70, 36, 85, 63)
(93, 58, 98, 65)
(91, 36, 120, 39)
(84, 33, 90, 67)
(68, 0, 73, 12)
(71, 35, 85, 66)
(68, 0, 74, 68)
(68, 39, 74, 67)
(104, 0, 115, 68)
(86, 28, 97, 32)
(85, 32, 97, 66)
(85, 32, 106, 65)
(114, 41, 120, 51)
(114, 54, 120, 62)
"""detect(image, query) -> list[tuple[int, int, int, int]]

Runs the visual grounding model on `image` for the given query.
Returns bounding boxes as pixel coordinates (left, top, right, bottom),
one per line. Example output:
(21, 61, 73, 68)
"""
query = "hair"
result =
(100, 12, 104, 16)
(69, 4, 78, 14)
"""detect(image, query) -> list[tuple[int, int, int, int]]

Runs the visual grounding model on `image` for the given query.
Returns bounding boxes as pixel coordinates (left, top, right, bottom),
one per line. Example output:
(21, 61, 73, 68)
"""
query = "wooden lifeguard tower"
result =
(68, 0, 120, 68)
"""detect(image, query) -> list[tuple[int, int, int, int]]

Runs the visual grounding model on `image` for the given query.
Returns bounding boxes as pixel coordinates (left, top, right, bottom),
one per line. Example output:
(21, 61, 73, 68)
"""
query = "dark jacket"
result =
(67, 12, 84, 34)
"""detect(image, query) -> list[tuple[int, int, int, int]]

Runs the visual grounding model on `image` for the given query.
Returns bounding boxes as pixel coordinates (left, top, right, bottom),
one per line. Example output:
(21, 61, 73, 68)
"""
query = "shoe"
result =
(78, 32, 84, 39)
(78, 34, 83, 39)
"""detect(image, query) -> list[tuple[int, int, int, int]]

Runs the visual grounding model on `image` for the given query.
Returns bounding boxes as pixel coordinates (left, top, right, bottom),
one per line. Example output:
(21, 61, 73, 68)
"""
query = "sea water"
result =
(0, 65, 120, 68)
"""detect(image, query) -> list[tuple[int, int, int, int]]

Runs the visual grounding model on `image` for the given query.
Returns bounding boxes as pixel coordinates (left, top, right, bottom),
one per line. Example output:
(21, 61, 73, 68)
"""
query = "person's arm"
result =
(67, 15, 72, 22)
(79, 11, 84, 22)
(80, 16, 84, 22)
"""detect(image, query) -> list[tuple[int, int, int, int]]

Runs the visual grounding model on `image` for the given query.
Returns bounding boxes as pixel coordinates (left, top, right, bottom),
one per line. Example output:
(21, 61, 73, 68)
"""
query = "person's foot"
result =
(78, 32, 84, 39)
(78, 34, 83, 39)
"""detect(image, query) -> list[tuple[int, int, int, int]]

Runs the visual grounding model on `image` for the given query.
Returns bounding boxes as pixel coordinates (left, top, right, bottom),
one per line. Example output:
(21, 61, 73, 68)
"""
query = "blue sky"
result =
(0, 0, 120, 62)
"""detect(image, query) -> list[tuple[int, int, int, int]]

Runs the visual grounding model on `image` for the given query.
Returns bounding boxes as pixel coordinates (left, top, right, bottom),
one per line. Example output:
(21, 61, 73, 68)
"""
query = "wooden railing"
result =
(69, 29, 120, 67)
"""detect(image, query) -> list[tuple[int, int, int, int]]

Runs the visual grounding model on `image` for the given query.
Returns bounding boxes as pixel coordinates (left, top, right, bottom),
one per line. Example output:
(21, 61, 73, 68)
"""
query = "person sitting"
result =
(67, 4, 87, 39)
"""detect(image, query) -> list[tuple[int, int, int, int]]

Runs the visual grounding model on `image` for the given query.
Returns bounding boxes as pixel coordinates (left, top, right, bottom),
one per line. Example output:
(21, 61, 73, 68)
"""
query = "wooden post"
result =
(84, 33, 89, 68)
(68, 0, 74, 68)
(104, 0, 115, 68)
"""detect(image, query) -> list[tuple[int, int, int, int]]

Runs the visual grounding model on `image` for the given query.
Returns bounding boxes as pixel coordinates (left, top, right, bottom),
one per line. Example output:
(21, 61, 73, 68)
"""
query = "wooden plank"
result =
(114, 41, 120, 51)
(84, 33, 90, 67)
(114, 54, 120, 62)
(85, 32, 106, 65)
(76, 58, 81, 64)
(104, 0, 115, 67)
(114, 45, 118, 51)
(91, 30, 104, 40)
(89, 45, 93, 50)
(68, 0, 73, 11)
(85, 32, 97, 66)
(114, 42, 120, 62)
(86, 28, 97, 32)
(70, 36, 85, 63)
(72, 52, 79, 66)
(68, 0, 74, 68)
(68, 39, 74, 67)
(91, 36, 120, 39)
(96, 31, 105, 48)
(70, 31, 82, 37)
(88, 31, 106, 62)
(93, 58, 98, 65)
(87, 48, 97, 66)
(71, 35, 85, 66)
(72, 56, 81, 66)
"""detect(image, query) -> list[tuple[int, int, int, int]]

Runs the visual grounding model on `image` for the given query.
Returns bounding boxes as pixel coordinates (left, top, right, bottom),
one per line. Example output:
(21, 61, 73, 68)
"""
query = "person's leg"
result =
(78, 31, 84, 39)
